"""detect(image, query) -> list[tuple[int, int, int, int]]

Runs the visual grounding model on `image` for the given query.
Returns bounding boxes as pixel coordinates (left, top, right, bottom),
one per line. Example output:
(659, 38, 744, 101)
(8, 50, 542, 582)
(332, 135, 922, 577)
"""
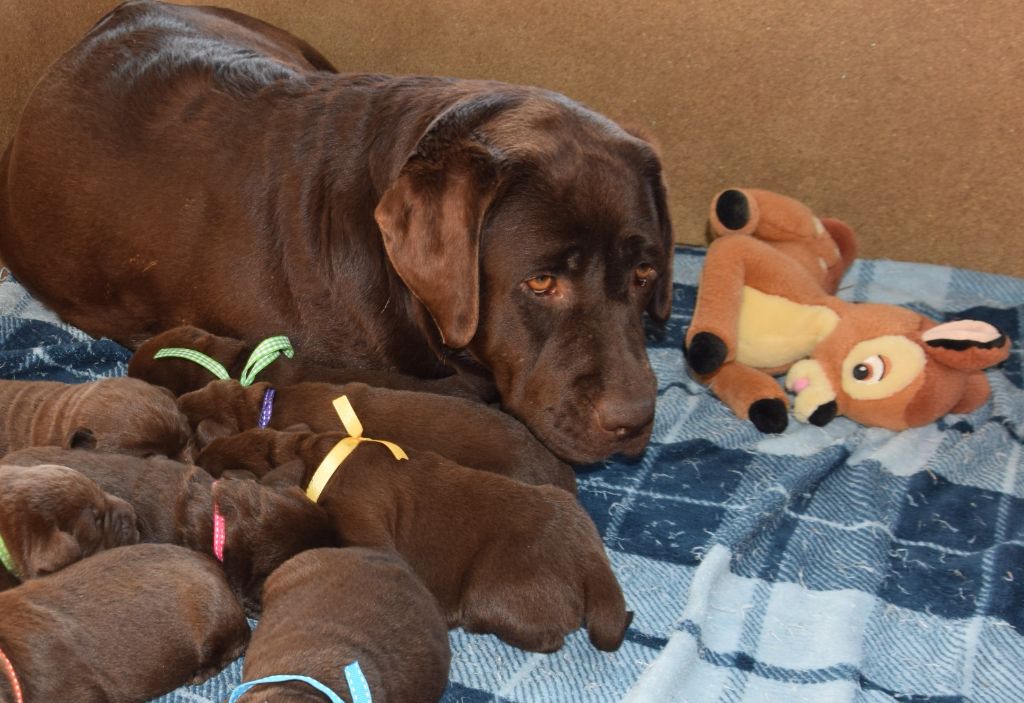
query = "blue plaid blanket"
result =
(1, 246, 1022, 703)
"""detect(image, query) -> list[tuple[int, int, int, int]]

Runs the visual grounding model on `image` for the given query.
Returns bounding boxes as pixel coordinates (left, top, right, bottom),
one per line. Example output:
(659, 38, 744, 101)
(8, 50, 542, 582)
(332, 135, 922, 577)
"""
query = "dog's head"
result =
(212, 478, 338, 614)
(176, 380, 265, 448)
(375, 89, 673, 463)
(63, 377, 195, 461)
(128, 325, 249, 395)
(0, 463, 139, 579)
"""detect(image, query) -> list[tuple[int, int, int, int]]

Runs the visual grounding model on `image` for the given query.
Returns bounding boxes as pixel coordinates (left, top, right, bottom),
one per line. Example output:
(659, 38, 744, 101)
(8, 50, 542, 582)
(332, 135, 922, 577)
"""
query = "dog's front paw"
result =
(685, 332, 728, 375)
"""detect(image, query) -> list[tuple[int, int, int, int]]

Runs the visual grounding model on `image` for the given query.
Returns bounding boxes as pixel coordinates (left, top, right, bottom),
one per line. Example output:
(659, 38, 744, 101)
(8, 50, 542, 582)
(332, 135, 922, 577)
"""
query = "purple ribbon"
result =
(258, 388, 275, 428)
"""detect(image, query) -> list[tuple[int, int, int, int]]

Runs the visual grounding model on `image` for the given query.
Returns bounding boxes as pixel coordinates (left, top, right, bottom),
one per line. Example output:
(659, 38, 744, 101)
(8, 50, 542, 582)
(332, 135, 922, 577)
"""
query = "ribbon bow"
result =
(305, 396, 407, 502)
(153, 335, 294, 386)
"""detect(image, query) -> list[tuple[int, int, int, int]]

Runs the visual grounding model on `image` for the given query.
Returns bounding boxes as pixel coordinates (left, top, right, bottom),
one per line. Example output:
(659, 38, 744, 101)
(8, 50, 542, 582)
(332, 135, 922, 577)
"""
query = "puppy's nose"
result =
(593, 395, 655, 439)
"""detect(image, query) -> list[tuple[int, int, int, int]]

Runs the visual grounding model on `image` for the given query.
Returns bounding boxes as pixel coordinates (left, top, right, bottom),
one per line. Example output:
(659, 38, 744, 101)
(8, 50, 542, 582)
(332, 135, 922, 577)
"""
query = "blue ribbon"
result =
(228, 661, 371, 703)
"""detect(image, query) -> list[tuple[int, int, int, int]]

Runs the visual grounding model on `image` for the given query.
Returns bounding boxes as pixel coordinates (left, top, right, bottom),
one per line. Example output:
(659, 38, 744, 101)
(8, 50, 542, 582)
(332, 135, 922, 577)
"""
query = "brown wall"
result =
(1, 0, 1021, 277)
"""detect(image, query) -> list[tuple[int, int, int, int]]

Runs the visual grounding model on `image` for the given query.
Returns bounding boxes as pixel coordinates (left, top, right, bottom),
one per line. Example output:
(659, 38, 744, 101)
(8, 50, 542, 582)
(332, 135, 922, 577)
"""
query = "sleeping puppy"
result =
(196, 429, 630, 653)
(0, 543, 250, 702)
(0, 463, 138, 591)
(178, 379, 575, 492)
(236, 547, 450, 703)
(0, 377, 193, 460)
(129, 324, 497, 401)
(1, 447, 337, 614)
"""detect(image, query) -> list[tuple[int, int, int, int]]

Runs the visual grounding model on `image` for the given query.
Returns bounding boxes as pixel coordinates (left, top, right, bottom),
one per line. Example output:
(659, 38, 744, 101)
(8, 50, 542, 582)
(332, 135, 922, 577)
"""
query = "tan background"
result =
(1, 0, 1021, 277)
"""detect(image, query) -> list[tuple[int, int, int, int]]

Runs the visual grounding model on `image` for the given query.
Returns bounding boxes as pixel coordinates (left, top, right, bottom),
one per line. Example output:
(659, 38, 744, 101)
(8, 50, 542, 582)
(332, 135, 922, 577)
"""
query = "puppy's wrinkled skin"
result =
(0, 463, 138, 591)
(0, 377, 193, 460)
(197, 429, 631, 653)
(239, 547, 450, 703)
(179, 380, 575, 492)
(129, 324, 497, 401)
(0, 1, 673, 464)
(2, 447, 337, 614)
(0, 543, 249, 702)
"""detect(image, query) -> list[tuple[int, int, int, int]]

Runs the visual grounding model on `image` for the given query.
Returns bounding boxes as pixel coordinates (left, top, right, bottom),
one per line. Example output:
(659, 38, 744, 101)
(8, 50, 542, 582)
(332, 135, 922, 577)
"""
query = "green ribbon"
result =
(0, 533, 17, 578)
(153, 335, 294, 387)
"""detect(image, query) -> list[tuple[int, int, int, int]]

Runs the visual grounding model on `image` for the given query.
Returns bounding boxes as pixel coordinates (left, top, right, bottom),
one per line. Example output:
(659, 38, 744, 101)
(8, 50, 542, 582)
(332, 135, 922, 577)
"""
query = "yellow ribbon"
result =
(305, 395, 407, 502)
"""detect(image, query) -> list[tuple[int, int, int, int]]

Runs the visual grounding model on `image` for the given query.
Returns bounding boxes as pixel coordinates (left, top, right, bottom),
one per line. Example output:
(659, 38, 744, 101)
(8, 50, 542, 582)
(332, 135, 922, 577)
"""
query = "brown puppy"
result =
(236, 547, 450, 703)
(178, 379, 575, 492)
(1, 447, 337, 614)
(0, 1, 673, 464)
(0, 377, 192, 460)
(0, 463, 138, 591)
(197, 428, 631, 653)
(129, 324, 497, 400)
(0, 543, 249, 702)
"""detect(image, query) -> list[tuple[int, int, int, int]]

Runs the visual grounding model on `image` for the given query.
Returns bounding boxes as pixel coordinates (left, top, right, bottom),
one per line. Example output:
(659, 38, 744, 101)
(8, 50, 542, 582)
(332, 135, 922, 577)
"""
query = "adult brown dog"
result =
(0, 377, 193, 460)
(178, 379, 576, 491)
(237, 547, 450, 703)
(0, 1, 674, 464)
(0, 463, 138, 591)
(197, 428, 631, 653)
(0, 543, 250, 702)
(2, 446, 337, 614)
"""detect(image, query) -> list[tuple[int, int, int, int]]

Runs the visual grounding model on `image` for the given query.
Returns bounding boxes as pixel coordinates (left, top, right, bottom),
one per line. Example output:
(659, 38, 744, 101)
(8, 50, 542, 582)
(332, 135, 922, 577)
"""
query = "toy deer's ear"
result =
(819, 217, 858, 268)
(921, 320, 1011, 371)
(709, 189, 760, 239)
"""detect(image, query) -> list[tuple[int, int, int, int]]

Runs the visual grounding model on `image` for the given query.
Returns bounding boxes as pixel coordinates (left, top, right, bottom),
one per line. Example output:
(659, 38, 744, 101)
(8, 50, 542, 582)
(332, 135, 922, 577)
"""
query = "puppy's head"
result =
(128, 325, 249, 395)
(0, 463, 139, 579)
(375, 89, 672, 463)
(177, 380, 266, 448)
(197, 428, 341, 482)
(63, 377, 194, 461)
(213, 478, 338, 614)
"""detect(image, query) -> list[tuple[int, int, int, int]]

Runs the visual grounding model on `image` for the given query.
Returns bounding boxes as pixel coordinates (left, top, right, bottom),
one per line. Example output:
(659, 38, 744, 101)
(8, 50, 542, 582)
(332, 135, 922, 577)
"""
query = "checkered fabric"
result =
(1, 247, 1021, 703)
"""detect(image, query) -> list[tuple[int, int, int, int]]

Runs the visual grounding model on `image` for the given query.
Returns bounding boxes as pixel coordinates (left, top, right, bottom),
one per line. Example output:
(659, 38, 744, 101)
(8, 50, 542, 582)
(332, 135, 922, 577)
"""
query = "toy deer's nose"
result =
(791, 377, 810, 393)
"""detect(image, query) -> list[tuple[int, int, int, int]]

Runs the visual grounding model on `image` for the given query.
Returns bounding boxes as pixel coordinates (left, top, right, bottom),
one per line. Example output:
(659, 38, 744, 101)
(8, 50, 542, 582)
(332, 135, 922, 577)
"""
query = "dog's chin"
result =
(530, 419, 653, 465)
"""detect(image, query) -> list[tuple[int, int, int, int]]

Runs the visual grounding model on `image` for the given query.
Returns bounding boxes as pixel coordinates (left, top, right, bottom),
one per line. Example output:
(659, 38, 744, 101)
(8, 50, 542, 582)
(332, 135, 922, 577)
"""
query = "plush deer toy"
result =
(684, 188, 1011, 433)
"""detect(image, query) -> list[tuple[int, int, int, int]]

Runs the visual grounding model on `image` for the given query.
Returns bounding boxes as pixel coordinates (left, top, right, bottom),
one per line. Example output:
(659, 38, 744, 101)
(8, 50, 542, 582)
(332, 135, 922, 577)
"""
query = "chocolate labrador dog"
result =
(197, 428, 631, 653)
(178, 379, 575, 491)
(2, 447, 337, 614)
(0, 0, 673, 464)
(237, 547, 450, 703)
(0, 463, 138, 591)
(0, 377, 193, 460)
(0, 543, 250, 702)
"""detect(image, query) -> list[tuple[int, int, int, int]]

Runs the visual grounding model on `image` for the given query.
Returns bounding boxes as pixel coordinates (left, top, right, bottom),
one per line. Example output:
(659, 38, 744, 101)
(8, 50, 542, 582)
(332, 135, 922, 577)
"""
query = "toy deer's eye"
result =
(634, 264, 656, 288)
(526, 275, 556, 295)
(851, 355, 887, 383)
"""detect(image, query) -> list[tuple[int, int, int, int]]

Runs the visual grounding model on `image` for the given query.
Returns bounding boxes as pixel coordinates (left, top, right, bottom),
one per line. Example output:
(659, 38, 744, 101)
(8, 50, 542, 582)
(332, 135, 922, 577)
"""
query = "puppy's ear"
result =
(65, 427, 97, 450)
(375, 93, 521, 348)
(25, 529, 83, 578)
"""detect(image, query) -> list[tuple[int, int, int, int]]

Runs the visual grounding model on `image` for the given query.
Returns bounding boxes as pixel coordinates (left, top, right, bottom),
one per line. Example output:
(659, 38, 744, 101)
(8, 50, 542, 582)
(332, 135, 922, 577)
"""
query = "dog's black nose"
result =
(594, 395, 655, 440)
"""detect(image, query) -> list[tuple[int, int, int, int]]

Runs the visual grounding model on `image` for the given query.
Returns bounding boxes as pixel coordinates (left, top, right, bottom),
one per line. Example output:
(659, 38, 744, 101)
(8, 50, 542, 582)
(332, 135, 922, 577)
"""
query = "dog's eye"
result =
(526, 275, 557, 295)
(851, 355, 887, 383)
(634, 264, 657, 288)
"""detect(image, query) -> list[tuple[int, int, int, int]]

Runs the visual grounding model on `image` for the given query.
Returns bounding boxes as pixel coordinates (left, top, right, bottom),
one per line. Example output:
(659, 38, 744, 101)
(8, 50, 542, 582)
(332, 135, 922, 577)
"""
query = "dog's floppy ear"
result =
(375, 94, 521, 348)
(25, 529, 83, 578)
(624, 128, 674, 324)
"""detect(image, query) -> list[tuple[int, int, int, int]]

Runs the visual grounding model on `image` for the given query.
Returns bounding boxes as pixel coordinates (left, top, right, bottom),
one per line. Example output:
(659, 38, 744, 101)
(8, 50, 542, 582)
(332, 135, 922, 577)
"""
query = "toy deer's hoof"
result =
(808, 400, 838, 427)
(686, 332, 727, 375)
(749, 398, 788, 433)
